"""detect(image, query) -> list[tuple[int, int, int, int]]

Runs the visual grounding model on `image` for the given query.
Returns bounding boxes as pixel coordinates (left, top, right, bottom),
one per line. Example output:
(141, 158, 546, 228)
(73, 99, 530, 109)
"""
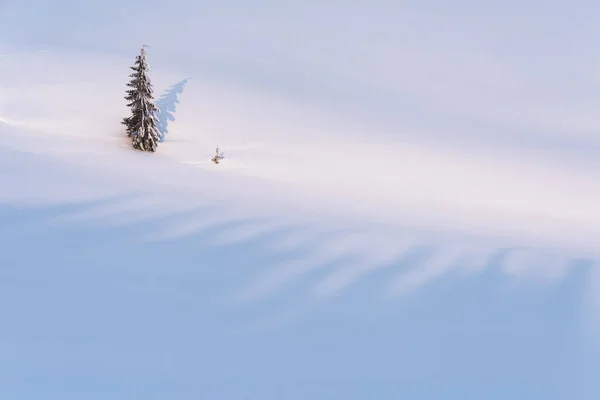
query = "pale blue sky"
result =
(2, 1, 600, 399)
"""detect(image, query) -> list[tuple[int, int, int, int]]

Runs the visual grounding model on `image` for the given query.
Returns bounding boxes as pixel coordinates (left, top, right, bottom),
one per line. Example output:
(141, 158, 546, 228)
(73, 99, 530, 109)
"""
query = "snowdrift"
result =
(2, 49, 600, 299)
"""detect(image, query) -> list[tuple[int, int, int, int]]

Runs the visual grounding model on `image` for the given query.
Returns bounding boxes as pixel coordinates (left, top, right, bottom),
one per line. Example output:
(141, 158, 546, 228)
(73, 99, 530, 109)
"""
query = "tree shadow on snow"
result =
(156, 78, 189, 142)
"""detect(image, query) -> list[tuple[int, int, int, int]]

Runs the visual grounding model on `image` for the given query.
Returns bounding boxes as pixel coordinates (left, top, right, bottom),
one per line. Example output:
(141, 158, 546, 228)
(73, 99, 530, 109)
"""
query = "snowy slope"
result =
(2, 48, 600, 302)
(4, 3, 600, 399)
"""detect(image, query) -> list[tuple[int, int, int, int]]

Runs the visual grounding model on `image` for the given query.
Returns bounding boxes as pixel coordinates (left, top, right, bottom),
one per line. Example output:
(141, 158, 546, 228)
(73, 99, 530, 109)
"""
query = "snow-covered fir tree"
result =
(122, 46, 160, 152)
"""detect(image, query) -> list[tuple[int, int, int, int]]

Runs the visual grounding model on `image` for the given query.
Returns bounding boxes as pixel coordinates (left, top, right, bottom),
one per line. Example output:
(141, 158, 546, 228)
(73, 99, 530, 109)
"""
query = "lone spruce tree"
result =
(122, 46, 160, 152)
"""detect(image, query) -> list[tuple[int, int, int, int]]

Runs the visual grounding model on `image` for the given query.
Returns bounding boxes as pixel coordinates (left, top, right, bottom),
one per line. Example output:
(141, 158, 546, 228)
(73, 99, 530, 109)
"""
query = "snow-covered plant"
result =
(122, 46, 160, 152)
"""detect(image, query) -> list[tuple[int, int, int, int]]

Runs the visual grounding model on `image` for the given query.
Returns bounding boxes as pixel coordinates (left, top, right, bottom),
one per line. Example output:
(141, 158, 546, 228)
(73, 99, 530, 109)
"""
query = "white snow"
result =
(1, 48, 600, 298)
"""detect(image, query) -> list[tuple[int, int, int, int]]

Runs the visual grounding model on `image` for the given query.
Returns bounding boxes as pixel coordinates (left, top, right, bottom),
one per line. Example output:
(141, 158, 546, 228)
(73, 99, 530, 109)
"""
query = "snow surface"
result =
(3, 8, 600, 395)
(2, 49, 600, 293)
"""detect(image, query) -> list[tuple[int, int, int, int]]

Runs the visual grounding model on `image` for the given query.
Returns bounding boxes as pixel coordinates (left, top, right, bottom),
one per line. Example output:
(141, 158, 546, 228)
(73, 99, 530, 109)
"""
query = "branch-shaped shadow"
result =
(156, 78, 189, 142)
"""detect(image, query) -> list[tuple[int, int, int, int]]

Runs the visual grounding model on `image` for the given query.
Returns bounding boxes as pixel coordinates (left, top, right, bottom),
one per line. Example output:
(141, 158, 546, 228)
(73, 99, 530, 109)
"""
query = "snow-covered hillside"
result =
(2, 49, 600, 297)
(3, 2, 600, 397)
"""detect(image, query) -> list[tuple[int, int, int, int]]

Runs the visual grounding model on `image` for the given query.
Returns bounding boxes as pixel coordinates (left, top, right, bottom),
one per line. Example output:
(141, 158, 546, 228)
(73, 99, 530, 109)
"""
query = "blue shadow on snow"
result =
(155, 78, 189, 142)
